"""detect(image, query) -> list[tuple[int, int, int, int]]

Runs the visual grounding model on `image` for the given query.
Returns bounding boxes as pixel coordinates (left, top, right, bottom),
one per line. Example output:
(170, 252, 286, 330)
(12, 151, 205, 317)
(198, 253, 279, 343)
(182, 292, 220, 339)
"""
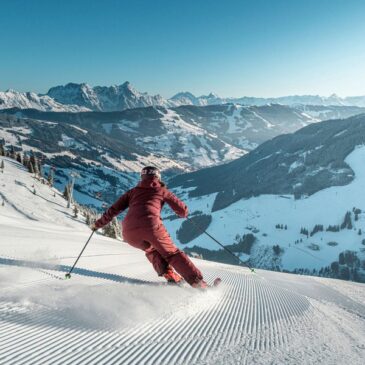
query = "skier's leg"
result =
(150, 225, 203, 286)
(145, 246, 169, 276)
(123, 229, 169, 276)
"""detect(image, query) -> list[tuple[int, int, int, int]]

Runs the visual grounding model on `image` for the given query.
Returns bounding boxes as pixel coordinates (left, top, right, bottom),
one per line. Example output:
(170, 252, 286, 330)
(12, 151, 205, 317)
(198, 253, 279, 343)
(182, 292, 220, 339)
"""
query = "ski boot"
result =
(191, 279, 208, 290)
(163, 267, 184, 285)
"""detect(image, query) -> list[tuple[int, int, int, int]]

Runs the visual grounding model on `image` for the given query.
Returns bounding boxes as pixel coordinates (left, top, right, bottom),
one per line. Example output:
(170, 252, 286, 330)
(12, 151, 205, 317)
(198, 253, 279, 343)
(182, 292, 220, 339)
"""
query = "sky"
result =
(0, 0, 365, 98)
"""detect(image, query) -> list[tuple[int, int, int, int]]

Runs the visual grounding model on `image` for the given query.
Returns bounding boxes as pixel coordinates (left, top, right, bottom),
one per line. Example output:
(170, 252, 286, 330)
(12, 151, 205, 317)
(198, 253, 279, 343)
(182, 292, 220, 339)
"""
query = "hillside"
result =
(0, 157, 364, 364)
(169, 114, 365, 209)
(1, 102, 349, 207)
(166, 115, 365, 280)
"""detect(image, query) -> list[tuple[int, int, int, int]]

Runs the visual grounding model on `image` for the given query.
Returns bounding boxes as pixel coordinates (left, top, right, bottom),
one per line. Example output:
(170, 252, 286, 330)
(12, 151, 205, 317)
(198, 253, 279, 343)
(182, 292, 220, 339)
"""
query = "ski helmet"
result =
(141, 166, 161, 180)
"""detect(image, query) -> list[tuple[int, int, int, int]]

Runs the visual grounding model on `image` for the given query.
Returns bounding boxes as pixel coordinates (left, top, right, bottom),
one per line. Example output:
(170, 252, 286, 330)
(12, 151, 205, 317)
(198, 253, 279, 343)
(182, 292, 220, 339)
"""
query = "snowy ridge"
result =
(0, 90, 89, 112)
(172, 91, 365, 108)
(3, 83, 365, 113)
(0, 158, 364, 364)
(47, 82, 175, 111)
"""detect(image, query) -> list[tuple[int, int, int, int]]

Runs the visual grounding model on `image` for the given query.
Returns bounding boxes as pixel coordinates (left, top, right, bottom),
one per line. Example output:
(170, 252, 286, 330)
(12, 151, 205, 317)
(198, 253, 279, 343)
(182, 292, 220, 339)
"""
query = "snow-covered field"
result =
(0, 158, 364, 364)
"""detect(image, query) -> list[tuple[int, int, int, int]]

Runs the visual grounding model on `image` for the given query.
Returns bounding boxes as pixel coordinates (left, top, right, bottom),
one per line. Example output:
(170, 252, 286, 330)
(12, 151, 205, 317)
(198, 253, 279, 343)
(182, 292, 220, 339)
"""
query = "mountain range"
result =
(2, 82, 365, 112)
(1, 96, 365, 281)
(1, 102, 365, 206)
(0, 103, 329, 205)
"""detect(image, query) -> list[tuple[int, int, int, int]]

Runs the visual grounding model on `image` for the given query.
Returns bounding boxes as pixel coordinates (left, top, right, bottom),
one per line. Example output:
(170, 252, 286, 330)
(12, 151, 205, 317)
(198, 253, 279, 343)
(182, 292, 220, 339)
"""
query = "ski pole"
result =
(65, 231, 95, 279)
(187, 217, 255, 272)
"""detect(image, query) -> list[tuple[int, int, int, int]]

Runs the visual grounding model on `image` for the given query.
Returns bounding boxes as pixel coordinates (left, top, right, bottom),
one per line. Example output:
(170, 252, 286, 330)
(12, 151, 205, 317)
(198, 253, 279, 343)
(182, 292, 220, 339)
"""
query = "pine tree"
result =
(33, 159, 39, 176)
(113, 217, 122, 238)
(47, 169, 54, 187)
(9, 146, 16, 159)
(103, 218, 121, 239)
(340, 211, 352, 230)
(38, 160, 43, 177)
(0, 144, 4, 156)
(28, 162, 34, 174)
(339, 252, 345, 265)
(73, 205, 79, 218)
(16, 153, 22, 164)
(22, 153, 29, 167)
(63, 184, 70, 200)
(273, 245, 281, 255)
(0, 160, 4, 170)
(103, 222, 117, 239)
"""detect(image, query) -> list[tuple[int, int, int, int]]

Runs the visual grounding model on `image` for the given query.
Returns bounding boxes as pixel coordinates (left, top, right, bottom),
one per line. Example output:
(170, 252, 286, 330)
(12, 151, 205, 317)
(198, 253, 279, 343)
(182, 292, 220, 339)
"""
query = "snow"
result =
(334, 129, 348, 138)
(251, 110, 274, 128)
(0, 90, 89, 112)
(69, 124, 88, 134)
(47, 82, 174, 112)
(167, 146, 365, 274)
(226, 105, 246, 133)
(58, 133, 88, 150)
(0, 129, 22, 145)
(99, 108, 246, 172)
(288, 159, 303, 172)
(129, 108, 245, 169)
(0, 157, 364, 364)
(101, 153, 186, 173)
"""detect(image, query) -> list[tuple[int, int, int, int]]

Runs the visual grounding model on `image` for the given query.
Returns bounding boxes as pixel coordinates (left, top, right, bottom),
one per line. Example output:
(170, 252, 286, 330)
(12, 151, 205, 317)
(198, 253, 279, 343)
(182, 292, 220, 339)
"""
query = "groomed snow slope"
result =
(0, 158, 364, 364)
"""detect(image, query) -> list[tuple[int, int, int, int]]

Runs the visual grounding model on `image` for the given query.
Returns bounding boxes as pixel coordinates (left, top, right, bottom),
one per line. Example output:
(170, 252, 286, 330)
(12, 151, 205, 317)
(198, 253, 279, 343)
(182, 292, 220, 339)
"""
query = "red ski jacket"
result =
(94, 177, 188, 230)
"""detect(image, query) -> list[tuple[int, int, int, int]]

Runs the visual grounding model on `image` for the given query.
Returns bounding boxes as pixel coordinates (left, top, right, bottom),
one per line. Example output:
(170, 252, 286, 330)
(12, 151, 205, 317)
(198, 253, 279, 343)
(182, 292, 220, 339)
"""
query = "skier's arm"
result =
(94, 191, 130, 229)
(163, 189, 188, 218)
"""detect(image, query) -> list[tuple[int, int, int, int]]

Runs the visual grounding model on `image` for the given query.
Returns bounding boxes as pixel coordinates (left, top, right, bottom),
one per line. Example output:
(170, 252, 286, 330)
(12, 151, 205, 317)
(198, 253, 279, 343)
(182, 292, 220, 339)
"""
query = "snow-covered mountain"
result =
(47, 82, 173, 111)
(0, 156, 364, 365)
(2, 83, 365, 112)
(0, 90, 88, 112)
(171, 92, 223, 106)
(0, 106, 246, 207)
(1, 104, 364, 208)
(172, 91, 365, 107)
(166, 114, 365, 281)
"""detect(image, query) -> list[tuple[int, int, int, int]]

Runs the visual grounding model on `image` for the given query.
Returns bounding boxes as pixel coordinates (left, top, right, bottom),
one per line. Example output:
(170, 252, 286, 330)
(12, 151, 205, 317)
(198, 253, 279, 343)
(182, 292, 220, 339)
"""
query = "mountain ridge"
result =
(2, 82, 365, 112)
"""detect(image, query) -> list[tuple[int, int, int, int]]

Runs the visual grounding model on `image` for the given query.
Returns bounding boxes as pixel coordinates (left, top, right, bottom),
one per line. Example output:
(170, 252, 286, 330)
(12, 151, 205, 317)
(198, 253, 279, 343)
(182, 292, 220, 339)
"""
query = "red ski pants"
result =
(123, 224, 203, 285)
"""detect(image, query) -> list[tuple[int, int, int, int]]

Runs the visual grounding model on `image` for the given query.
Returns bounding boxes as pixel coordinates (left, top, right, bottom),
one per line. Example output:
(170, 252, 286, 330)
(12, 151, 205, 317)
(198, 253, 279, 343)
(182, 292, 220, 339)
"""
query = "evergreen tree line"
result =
(353, 207, 362, 221)
(0, 143, 48, 181)
(275, 224, 287, 230)
(300, 209, 362, 237)
(1, 142, 122, 240)
(320, 250, 364, 282)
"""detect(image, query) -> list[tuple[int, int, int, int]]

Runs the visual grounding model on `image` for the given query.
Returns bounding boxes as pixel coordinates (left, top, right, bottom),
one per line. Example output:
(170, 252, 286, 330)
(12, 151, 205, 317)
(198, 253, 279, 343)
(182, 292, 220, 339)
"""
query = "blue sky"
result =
(1, 0, 364, 97)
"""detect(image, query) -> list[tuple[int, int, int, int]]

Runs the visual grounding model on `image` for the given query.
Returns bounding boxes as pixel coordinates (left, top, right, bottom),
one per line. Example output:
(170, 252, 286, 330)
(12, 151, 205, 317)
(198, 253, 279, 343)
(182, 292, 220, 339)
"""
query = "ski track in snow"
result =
(0, 158, 364, 364)
(0, 263, 364, 365)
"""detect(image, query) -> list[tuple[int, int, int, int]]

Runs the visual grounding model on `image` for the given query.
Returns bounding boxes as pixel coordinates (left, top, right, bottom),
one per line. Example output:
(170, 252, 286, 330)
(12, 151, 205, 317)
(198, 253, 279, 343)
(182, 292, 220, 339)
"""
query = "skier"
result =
(91, 166, 208, 288)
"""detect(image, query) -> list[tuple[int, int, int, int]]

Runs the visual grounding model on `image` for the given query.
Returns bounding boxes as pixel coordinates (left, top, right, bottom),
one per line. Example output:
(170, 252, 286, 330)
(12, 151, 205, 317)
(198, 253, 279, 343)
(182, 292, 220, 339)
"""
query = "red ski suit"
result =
(94, 177, 203, 285)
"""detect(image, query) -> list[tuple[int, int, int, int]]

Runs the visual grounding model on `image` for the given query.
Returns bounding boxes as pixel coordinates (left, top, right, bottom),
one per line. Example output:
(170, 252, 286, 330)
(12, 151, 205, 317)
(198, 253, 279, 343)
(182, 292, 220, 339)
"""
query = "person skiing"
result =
(91, 166, 208, 288)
